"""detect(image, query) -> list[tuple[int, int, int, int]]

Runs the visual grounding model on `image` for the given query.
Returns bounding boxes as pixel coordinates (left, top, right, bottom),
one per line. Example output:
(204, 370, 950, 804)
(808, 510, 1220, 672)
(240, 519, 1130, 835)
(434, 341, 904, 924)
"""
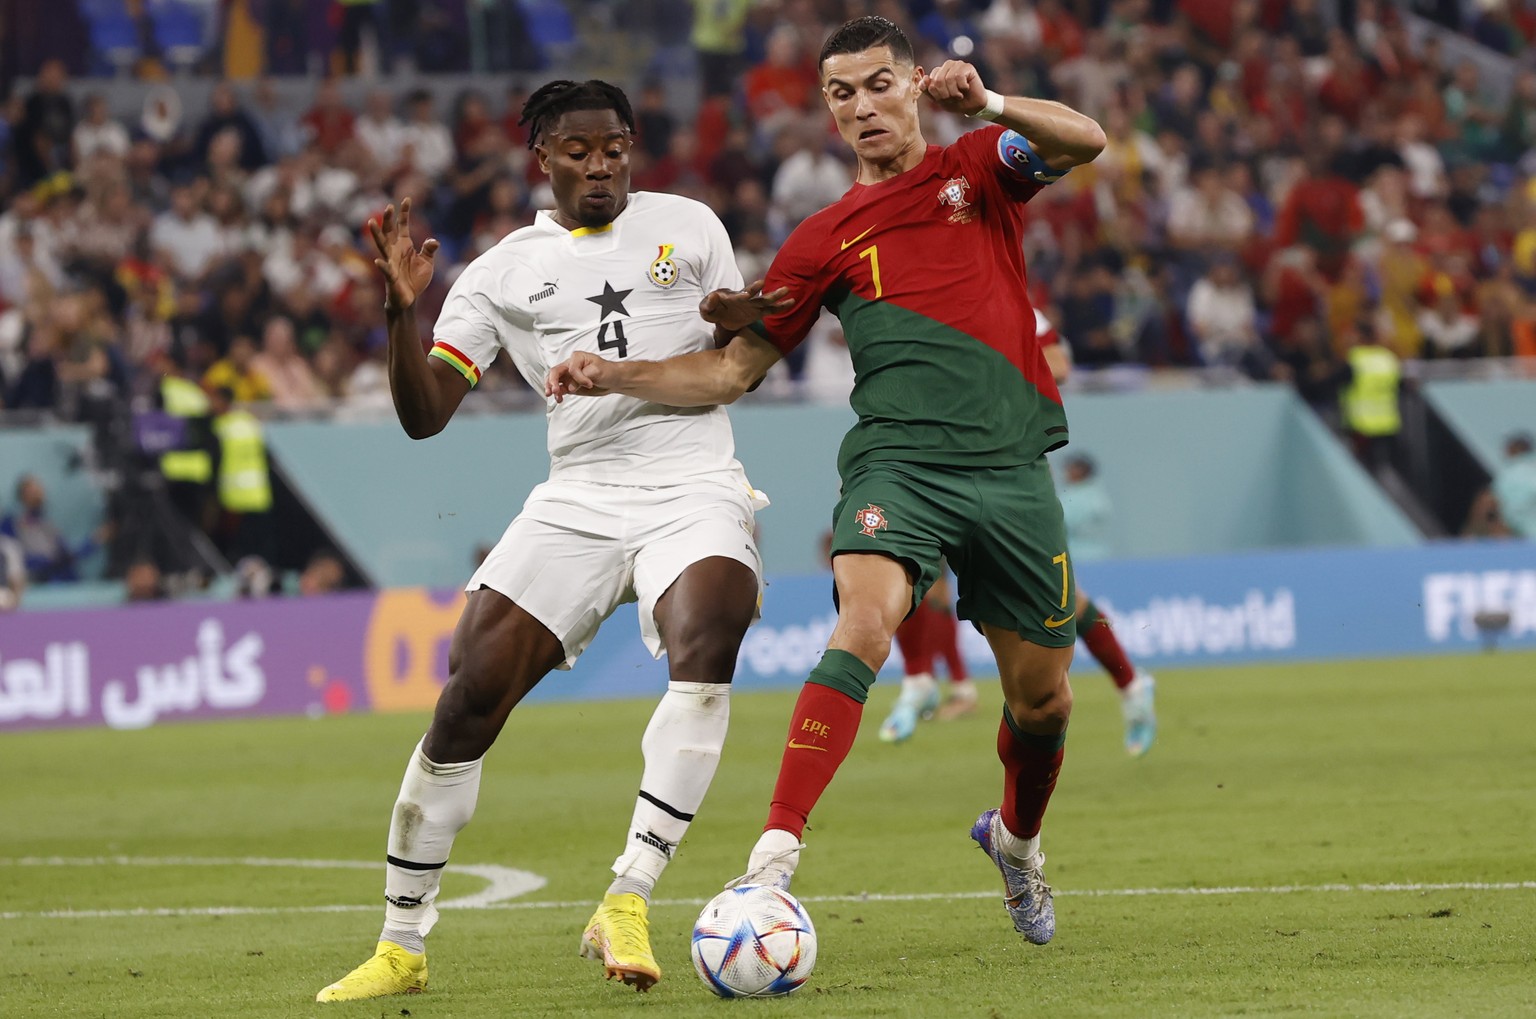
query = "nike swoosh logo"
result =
(839, 225, 877, 250)
(1043, 612, 1075, 629)
(786, 740, 828, 752)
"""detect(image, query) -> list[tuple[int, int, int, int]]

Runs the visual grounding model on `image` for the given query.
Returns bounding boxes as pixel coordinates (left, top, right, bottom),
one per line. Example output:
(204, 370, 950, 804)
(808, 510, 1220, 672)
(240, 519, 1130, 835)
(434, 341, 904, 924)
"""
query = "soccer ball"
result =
(690, 885, 817, 998)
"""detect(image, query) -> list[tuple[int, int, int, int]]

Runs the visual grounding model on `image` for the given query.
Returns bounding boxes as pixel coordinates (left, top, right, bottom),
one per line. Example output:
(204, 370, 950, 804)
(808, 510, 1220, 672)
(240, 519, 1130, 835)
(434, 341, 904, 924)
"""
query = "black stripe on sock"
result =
(638, 790, 695, 822)
(386, 853, 447, 871)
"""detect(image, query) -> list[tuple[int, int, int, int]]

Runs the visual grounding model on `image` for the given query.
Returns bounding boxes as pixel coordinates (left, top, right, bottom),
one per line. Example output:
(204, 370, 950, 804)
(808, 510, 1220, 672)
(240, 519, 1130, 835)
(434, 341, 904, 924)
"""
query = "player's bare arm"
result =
(920, 60, 1106, 171)
(546, 330, 782, 407)
(369, 198, 470, 439)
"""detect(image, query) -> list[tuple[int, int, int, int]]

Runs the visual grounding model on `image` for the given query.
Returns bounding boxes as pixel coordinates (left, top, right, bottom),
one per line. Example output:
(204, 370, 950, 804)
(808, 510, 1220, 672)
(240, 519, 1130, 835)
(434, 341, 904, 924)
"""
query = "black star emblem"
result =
(585, 281, 633, 321)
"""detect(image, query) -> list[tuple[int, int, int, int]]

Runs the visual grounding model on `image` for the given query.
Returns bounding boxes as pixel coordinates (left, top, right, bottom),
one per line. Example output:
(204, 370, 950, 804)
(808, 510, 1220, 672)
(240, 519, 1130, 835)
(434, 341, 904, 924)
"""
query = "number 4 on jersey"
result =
(598, 321, 629, 358)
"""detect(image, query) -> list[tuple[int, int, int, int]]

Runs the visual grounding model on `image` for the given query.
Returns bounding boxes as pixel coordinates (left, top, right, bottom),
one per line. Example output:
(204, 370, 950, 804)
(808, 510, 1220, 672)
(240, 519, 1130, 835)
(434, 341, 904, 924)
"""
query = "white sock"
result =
(379, 739, 483, 951)
(607, 681, 730, 902)
(997, 826, 1041, 865)
(901, 674, 935, 697)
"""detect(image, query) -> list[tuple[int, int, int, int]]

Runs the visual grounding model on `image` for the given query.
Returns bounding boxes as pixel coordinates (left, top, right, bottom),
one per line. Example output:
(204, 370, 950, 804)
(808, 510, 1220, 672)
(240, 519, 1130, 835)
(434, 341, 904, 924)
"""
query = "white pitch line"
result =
(2, 864, 1532, 922)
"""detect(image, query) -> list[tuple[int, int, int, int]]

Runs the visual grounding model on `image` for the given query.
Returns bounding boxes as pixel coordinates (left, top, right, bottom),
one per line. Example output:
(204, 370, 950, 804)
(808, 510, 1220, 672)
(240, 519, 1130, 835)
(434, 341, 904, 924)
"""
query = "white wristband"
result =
(968, 89, 1005, 121)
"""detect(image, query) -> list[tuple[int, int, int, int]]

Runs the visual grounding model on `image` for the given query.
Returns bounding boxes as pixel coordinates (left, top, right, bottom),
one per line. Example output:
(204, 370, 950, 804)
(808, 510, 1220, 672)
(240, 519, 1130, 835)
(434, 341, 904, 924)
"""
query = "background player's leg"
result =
(1075, 589, 1157, 755)
(383, 590, 564, 950)
(933, 602, 978, 719)
(606, 556, 757, 902)
(749, 553, 912, 885)
(880, 603, 937, 742)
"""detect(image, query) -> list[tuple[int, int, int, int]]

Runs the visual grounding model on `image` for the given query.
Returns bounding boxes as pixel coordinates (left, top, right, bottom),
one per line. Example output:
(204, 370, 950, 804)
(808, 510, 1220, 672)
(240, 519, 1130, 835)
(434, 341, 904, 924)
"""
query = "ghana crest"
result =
(939, 176, 975, 224)
(855, 504, 888, 537)
(648, 244, 679, 287)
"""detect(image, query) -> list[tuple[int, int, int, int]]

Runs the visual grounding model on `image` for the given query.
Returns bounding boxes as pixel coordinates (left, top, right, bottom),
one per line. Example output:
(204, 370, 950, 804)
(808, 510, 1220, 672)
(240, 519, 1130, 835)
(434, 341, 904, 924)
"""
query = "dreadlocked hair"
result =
(518, 79, 635, 149)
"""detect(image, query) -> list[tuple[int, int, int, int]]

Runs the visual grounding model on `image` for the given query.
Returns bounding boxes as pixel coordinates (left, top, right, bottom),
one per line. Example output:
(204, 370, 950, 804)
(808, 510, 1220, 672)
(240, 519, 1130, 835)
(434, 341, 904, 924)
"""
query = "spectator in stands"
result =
(203, 336, 273, 404)
(633, 82, 677, 162)
(399, 89, 454, 181)
(12, 59, 74, 188)
(250, 78, 307, 161)
(1498, 69, 1536, 165)
(195, 83, 268, 172)
(1275, 142, 1365, 281)
(72, 95, 130, 163)
(124, 558, 166, 602)
(1417, 280, 1481, 359)
(743, 27, 817, 139)
(769, 123, 849, 242)
(1187, 257, 1261, 369)
(0, 531, 24, 611)
(303, 79, 357, 158)
(1277, 315, 1351, 429)
(337, 0, 387, 76)
(354, 88, 403, 169)
(1466, 432, 1536, 539)
(250, 315, 324, 410)
(1167, 162, 1255, 264)
(0, 475, 93, 583)
(298, 549, 347, 596)
(1443, 61, 1499, 164)
(151, 185, 226, 286)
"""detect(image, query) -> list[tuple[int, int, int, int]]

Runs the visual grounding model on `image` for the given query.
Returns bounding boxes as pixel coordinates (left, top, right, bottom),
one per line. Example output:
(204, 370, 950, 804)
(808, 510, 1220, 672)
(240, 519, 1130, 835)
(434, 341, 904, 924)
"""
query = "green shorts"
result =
(830, 459, 1077, 647)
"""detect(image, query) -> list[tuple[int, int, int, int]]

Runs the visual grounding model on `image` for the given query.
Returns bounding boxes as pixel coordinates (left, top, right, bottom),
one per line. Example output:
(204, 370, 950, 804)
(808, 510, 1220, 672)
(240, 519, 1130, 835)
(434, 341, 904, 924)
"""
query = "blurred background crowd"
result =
(1, 0, 1535, 605)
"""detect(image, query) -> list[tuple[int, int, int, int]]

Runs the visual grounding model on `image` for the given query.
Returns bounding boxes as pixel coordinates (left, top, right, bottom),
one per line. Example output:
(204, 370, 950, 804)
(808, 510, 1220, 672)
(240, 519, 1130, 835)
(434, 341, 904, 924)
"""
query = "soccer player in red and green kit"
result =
(547, 16, 1105, 945)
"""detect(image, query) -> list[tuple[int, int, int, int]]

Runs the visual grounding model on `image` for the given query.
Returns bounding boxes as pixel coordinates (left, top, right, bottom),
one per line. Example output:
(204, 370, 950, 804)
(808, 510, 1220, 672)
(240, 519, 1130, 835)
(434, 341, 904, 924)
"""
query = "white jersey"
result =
(430, 191, 746, 486)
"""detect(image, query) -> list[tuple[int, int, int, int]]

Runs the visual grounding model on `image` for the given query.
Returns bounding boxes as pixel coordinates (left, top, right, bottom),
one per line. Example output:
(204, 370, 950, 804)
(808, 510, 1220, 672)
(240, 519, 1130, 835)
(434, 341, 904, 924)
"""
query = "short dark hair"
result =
(818, 16, 914, 70)
(1508, 432, 1534, 455)
(518, 79, 635, 150)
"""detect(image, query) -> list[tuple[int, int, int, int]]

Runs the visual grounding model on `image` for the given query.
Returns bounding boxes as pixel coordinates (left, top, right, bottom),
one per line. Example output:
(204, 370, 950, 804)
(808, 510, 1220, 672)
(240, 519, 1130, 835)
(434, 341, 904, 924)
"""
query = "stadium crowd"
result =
(2, 0, 1536, 594)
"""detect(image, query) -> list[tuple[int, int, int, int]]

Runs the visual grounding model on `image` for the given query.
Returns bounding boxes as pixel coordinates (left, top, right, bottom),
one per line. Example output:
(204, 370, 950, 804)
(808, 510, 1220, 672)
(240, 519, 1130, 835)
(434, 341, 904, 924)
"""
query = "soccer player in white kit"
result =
(317, 80, 787, 1002)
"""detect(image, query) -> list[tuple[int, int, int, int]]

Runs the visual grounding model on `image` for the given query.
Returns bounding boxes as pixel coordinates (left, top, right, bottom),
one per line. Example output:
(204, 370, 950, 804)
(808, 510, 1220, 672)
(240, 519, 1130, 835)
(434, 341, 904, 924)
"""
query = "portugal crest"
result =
(938, 176, 975, 224)
(855, 503, 888, 537)
(648, 244, 679, 288)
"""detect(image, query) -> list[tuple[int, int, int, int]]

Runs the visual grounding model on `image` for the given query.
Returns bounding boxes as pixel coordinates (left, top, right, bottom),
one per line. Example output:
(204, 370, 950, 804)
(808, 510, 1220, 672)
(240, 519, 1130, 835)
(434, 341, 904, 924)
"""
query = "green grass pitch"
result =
(4, 652, 1535, 1018)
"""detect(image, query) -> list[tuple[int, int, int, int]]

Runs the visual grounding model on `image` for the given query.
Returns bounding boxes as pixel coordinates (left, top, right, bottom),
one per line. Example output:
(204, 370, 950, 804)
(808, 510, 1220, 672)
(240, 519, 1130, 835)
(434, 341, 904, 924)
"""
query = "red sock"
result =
(894, 609, 934, 675)
(764, 681, 864, 838)
(1081, 600, 1136, 690)
(997, 713, 1066, 839)
(930, 609, 969, 682)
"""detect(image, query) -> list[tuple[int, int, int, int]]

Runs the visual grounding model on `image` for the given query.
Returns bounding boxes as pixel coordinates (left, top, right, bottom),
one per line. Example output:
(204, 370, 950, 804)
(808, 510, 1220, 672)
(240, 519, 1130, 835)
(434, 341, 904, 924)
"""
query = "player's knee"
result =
(831, 604, 896, 669)
(666, 628, 742, 684)
(1005, 676, 1073, 733)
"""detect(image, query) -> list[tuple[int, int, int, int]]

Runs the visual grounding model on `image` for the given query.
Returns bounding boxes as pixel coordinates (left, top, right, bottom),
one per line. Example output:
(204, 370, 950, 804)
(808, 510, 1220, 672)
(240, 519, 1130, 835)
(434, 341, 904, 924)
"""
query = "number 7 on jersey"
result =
(858, 245, 883, 299)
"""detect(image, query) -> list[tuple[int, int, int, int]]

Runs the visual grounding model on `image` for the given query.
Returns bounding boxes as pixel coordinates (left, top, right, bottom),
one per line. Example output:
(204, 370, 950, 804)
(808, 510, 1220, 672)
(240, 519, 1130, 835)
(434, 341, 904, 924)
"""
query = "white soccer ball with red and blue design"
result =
(690, 885, 817, 998)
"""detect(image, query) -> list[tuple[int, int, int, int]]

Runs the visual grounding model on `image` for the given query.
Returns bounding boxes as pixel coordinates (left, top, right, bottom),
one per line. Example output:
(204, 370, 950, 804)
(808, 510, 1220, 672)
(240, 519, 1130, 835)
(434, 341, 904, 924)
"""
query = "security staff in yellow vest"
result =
(159, 371, 214, 528)
(1341, 323, 1402, 472)
(209, 386, 275, 562)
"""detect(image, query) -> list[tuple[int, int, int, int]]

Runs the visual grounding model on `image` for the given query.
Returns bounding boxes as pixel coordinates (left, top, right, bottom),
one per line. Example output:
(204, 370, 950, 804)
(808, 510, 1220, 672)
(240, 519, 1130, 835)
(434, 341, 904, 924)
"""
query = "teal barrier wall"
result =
(266, 385, 1417, 588)
(1422, 379, 1536, 470)
(0, 426, 105, 576)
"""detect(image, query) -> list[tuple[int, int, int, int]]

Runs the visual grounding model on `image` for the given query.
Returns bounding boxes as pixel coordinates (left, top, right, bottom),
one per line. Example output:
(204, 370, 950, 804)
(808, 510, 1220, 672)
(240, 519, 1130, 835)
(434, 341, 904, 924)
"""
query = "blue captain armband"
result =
(997, 130, 1068, 185)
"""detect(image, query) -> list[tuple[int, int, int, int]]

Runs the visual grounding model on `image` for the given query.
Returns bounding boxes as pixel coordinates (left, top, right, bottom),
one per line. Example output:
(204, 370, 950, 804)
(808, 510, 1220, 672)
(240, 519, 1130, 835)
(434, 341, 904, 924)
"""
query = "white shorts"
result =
(466, 477, 766, 669)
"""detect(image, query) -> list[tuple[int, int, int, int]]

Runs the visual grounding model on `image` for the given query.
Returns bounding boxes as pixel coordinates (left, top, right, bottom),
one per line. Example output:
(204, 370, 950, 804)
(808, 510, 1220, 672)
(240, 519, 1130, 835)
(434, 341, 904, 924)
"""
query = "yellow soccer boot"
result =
(580, 892, 661, 991)
(316, 940, 428, 1002)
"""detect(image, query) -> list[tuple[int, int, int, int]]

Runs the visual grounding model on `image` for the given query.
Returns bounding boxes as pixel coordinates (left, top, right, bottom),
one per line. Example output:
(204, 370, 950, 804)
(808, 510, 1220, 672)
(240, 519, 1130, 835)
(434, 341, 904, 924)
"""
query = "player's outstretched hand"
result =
(545, 351, 615, 403)
(700, 281, 794, 333)
(368, 197, 439, 311)
(919, 60, 989, 117)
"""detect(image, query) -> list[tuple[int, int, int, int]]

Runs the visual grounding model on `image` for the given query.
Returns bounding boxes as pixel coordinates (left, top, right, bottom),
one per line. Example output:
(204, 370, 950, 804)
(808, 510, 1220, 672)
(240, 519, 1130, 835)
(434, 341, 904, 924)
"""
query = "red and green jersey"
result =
(749, 124, 1068, 479)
